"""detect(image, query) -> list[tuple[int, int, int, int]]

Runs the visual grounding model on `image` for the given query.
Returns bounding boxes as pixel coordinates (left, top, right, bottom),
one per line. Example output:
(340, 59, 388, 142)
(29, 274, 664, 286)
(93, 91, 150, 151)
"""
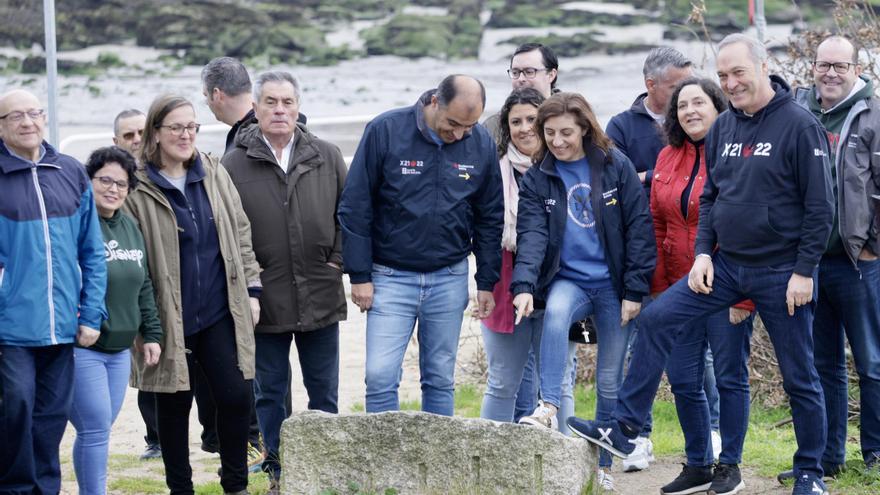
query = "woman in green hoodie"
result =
(69, 146, 162, 495)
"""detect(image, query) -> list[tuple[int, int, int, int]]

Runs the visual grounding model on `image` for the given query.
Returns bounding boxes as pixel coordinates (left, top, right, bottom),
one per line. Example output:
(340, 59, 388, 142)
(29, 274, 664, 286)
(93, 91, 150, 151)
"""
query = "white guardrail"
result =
(59, 114, 376, 165)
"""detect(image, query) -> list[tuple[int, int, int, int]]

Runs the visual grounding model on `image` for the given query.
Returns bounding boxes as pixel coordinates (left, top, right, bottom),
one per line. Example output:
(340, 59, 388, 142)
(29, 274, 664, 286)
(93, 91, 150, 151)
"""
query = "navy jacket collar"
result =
(0, 139, 56, 172)
(536, 138, 610, 176)
(145, 153, 206, 190)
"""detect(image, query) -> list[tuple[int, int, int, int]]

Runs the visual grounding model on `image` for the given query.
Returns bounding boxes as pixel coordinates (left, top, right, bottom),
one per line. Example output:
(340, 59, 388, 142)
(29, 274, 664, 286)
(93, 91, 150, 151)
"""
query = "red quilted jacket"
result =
(650, 142, 754, 311)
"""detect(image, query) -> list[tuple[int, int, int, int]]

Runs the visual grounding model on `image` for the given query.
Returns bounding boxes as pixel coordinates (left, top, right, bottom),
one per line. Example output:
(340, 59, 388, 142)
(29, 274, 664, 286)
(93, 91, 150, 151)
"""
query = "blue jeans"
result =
(626, 298, 654, 437)
(540, 278, 631, 468)
(0, 344, 74, 495)
(666, 310, 753, 466)
(480, 314, 542, 422)
(507, 343, 578, 435)
(365, 259, 470, 415)
(813, 255, 880, 464)
(556, 342, 578, 437)
(615, 253, 826, 476)
(513, 350, 538, 423)
(254, 324, 339, 477)
(704, 348, 721, 432)
(70, 348, 130, 494)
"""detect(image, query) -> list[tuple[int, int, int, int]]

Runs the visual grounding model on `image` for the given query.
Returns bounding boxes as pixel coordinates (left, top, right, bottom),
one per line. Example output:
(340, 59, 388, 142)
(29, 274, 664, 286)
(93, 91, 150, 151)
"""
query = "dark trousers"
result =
(666, 309, 753, 466)
(614, 253, 827, 477)
(156, 314, 253, 495)
(0, 344, 74, 495)
(254, 324, 340, 477)
(813, 255, 880, 464)
(138, 390, 160, 446)
(194, 365, 262, 451)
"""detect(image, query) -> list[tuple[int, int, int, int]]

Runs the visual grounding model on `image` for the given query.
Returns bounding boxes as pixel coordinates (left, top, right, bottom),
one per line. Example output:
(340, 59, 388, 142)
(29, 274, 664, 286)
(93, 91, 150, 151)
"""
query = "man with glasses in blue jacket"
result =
(0, 89, 107, 494)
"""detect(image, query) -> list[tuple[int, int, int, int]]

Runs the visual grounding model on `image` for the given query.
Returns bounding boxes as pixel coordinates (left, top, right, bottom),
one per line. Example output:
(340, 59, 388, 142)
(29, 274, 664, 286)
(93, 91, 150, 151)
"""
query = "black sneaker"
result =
(566, 416, 638, 458)
(201, 440, 219, 454)
(865, 451, 880, 470)
(661, 464, 713, 495)
(139, 442, 162, 461)
(777, 463, 842, 484)
(709, 463, 745, 495)
(791, 473, 829, 495)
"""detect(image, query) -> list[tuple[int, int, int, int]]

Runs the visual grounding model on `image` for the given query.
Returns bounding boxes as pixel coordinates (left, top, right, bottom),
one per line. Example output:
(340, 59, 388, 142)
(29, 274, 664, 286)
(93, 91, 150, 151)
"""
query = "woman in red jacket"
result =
(653, 78, 754, 495)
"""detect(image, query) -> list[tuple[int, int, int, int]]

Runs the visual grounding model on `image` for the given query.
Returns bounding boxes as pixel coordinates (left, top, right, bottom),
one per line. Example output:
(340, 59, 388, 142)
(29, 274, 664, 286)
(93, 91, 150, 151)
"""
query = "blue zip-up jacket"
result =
(146, 156, 228, 335)
(511, 140, 656, 303)
(696, 76, 834, 276)
(606, 92, 664, 197)
(338, 90, 503, 291)
(0, 140, 107, 346)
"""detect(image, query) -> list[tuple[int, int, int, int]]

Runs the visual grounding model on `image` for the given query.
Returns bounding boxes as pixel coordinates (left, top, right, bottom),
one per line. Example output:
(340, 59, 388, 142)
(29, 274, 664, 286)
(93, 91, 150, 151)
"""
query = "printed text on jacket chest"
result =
(399, 159, 424, 175)
(721, 142, 773, 158)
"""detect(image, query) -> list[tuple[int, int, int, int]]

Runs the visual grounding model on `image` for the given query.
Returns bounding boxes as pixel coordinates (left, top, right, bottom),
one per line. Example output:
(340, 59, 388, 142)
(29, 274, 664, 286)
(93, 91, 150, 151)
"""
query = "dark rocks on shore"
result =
(502, 32, 655, 57)
(0, 0, 839, 68)
(487, 1, 653, 29)
(363, 0, 483, 59)
(1, 0, 368, 66)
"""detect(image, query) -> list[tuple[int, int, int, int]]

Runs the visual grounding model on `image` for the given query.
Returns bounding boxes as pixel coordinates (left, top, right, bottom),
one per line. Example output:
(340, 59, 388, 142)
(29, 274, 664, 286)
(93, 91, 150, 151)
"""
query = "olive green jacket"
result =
(124, 151, 261, 392)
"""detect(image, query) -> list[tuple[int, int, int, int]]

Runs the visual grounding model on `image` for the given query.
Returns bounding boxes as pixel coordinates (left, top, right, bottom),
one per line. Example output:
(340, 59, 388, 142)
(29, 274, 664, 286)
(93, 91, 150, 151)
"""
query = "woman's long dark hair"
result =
(497, 87, 546, 157)
(663, 78, 727, 148)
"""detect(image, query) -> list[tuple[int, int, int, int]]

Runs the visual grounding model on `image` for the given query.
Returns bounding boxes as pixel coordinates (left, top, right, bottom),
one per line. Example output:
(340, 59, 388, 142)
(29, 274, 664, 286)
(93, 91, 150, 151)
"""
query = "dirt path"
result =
(609, 458, 788, 495)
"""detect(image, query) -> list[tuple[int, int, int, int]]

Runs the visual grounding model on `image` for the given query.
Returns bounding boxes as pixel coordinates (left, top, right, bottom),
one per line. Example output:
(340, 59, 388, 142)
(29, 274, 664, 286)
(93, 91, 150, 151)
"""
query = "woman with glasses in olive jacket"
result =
(124, 94, 261, 495)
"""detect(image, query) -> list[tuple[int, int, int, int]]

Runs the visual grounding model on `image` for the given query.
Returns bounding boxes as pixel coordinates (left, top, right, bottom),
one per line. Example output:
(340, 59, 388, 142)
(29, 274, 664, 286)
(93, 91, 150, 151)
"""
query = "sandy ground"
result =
(58, 265, 788, 494)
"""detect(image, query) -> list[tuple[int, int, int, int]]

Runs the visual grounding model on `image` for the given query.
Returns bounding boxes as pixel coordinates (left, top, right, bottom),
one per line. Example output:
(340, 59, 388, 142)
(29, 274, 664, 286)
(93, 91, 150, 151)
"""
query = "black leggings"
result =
(156, 313, 253, 495)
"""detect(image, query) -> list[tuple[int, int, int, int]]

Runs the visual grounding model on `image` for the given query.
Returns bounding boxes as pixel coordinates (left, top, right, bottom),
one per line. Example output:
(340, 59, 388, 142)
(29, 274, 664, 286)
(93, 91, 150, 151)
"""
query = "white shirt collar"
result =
(261, 133, 295, 173)
(643, 99, 665, 124)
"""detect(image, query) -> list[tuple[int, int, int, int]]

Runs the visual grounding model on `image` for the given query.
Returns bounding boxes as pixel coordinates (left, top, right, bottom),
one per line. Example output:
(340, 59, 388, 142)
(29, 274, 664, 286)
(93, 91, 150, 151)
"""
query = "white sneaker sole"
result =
(623, 456, 649, 472)
(662, 481, 712, 495)
(570, 427, 631, 458)
(709, 480, 745, 495)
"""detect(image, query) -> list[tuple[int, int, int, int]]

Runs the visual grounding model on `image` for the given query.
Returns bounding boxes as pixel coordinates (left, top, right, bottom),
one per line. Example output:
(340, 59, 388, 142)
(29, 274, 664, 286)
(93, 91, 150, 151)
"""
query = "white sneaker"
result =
(622, 437, 652, 472)
(644, 436, 655, 462)
(518, 400, 559, 430)
(598, 468, 616, 492)
(711, 430, 722, 462)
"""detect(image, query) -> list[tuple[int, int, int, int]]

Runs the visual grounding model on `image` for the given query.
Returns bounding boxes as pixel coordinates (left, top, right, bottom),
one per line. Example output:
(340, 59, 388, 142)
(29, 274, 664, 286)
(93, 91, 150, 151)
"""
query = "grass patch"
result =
(108, 477, 167, 494)
(194, 473, 269, 495)
(108, 454, 144, 470)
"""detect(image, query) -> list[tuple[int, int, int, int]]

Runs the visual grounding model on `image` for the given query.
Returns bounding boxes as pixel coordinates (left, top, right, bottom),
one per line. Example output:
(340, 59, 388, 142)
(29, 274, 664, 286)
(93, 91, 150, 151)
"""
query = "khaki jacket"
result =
(124, 151, 260, 392)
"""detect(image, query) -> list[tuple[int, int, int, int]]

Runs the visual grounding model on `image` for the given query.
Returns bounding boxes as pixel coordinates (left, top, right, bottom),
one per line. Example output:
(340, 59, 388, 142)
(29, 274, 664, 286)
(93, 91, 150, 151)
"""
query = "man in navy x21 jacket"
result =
(338, 75, 503, 416)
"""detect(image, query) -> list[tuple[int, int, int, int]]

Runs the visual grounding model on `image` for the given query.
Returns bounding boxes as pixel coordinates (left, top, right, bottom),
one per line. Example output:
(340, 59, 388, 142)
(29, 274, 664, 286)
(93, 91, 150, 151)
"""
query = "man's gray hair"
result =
(718, 33, 768, 66)
(643, 47, 692, 79)
(254, 71, 301, 103)
(113, 108, 144, 136)
(201, 57, 251, 97)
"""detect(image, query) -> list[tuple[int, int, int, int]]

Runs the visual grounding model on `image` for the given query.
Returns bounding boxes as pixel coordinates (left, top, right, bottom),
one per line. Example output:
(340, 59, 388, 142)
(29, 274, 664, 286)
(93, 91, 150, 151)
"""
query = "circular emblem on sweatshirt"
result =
(567, 183, 595, 228)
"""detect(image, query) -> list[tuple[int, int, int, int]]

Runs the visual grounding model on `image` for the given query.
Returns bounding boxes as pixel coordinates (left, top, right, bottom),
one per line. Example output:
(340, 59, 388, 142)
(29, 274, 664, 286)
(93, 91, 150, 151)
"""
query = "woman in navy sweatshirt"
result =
(511, 92, 655, 488)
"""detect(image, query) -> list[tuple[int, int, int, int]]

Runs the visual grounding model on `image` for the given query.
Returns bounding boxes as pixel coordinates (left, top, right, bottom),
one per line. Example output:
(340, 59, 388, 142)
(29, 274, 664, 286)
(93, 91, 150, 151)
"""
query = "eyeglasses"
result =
(507, 68, 547, 80)
(158, 123, 200, 136)
(813, 61, 855, 74)
(122, 129, 144, 140)
(0, 109, 45, 122)
(93, 176, 129, 191)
